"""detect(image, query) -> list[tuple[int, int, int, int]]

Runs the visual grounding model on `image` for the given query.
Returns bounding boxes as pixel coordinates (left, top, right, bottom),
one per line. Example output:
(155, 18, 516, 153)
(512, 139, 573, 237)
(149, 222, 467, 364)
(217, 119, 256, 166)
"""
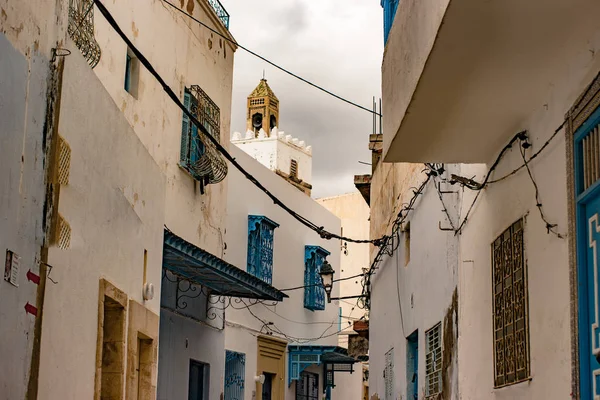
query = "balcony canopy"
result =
(288, 345, 357, 387)
(382, 0, 600, 163)
(163, 229, 287, 301)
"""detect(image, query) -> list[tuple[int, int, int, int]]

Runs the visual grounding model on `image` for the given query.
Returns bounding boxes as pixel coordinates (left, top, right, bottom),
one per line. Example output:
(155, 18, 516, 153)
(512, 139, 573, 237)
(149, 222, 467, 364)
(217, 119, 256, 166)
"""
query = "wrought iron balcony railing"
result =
(207, 0, 230, 29)
(68, 0, 101, 67)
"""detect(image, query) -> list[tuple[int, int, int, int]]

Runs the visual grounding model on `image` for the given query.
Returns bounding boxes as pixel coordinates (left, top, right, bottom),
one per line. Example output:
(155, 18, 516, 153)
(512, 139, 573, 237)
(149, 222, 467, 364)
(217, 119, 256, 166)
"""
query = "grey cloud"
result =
(226, 0, 382, 198)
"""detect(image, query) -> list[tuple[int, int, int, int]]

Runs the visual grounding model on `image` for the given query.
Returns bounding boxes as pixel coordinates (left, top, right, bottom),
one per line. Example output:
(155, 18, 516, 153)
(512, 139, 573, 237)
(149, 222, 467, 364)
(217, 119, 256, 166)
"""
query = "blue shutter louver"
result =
(247, 216, 279, 284)
(180, 90, 192, 167)
(304, 246, 330, 311)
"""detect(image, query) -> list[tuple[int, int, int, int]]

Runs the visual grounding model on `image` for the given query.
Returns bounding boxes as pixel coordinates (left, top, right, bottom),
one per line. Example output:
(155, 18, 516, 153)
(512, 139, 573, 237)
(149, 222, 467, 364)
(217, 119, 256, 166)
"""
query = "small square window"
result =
(124, 48, 140, 97)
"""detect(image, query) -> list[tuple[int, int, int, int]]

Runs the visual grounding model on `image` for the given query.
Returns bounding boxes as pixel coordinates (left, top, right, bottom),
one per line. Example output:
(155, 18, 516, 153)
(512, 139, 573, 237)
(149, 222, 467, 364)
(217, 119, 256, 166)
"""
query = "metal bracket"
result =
(437, 181, 457, 194)
(438, 221, 455, 231)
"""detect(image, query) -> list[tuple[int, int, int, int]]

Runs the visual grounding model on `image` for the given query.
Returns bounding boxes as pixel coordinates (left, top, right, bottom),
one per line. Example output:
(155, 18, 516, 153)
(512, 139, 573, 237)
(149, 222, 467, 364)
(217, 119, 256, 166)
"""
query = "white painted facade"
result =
(37, 45, 166, 399)
(224, 145, 342, 399)
(87, 1, 237, 398)
(0, 0, 238, 399)
(369, 1, 600, 400)
(232, 129, 313, 186)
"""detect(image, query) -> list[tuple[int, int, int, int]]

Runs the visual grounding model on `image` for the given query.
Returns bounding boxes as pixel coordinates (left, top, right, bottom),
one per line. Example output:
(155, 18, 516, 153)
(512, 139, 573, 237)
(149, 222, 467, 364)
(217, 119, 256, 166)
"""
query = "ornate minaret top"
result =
(247, 79, 279, 137)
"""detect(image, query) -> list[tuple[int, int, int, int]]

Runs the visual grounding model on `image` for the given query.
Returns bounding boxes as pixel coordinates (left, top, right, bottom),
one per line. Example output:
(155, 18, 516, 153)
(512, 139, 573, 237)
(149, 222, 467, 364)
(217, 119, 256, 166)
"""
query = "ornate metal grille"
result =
(581, 123, 600, 191)
(304, 246, 329, 311)
(492, 218, 530, 387)
(68, 0, 101, 68)
(296, 372, 319, 400)
(425, 323, 442, 398)
(180, 87, 227, 190)
(247, 216, 279, 284)
(207, 0, 230, 29)
(224, 351, 245, 400)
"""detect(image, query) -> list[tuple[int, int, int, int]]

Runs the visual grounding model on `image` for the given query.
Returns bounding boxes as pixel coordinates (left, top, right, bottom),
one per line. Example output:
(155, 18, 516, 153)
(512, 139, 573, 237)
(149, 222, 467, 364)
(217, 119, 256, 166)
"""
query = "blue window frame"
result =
(574, 104, 600, 399)
(180, 89, 205, 175)
(124, 53, 132, 92)
(304, 246, 330, 311)
(247, 215, 279, 284)
(224, 350, 245, 400)
(381, 0, 399, 44)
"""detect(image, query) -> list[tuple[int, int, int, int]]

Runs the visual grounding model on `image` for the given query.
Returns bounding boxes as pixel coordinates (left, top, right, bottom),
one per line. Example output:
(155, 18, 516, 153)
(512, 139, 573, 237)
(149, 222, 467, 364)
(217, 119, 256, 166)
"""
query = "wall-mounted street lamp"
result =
(319, 260, 335, 303)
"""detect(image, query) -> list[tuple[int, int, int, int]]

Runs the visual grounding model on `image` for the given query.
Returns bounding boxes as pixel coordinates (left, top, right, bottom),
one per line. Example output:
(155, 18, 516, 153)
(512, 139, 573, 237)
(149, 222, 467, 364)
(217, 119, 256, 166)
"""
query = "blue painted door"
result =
(576, 105, 600, 399)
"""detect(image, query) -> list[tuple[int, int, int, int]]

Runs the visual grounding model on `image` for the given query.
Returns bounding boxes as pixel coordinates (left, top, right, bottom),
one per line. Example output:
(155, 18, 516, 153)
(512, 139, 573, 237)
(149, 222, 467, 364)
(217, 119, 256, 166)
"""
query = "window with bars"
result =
(384, 348, 394, 400)
(425, 323, 442, 398)
(492, 218, 530, 387)
(296, 371, 319, 400)
(247, 215, 279, 284)
(224, 351, 245, 400)
(180, 86, 227, 190)
(304, 246, 330, 311)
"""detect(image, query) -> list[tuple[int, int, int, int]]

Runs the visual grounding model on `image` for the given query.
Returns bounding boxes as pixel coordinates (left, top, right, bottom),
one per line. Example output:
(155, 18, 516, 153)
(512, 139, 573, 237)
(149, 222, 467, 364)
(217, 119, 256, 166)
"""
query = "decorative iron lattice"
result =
(304, 246, 329, 311)
(58, 136, 71, 185)
(296, 372, 319, 400)
(180, 87, 227, 189)
(68, 0, 101, 68)
(425, 323, 442, 398)
(581, 123, 600, 191)
(224, 350, 245, 400)
(247, 216, 279, 284)
(207, 0, 230, 29)
(162, 269, 271, 321)
(492, 219, 530, 387)
(57, 214, 71, 250)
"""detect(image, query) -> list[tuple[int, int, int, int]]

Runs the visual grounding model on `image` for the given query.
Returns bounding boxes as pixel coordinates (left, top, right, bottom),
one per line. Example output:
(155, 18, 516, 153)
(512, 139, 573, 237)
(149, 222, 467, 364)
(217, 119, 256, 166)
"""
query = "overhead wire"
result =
(279, 272, 366, 292)
(160, 0, 382, 117)
(93, 0, 381, 246)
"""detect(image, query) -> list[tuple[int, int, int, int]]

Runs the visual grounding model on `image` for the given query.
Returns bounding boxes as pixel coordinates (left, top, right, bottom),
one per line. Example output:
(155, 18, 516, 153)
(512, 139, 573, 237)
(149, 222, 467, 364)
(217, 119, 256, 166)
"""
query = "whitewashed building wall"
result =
(224, 145, 342, 400)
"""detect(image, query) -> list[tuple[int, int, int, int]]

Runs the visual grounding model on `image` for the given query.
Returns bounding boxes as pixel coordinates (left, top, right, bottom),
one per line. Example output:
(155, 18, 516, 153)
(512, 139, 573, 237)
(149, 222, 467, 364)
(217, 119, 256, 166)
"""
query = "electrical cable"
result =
(160, 0, 382, 117)
(93, 0, 381, 246)
(279, 272, 366, 292)
(518, 138, 564, 238)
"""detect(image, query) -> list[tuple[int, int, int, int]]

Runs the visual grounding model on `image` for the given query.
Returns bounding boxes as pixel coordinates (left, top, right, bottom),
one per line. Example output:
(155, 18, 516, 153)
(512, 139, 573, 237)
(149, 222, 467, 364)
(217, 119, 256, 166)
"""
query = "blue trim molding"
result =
(304, 246, 330, 311)
(247, 215, 279, 284)
(163, 229, 287, 301)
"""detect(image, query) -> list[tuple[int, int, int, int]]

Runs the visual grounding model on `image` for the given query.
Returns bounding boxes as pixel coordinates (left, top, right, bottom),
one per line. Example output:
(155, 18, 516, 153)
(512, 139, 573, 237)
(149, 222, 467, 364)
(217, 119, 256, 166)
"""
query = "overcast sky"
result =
(225, 0, 383, 198)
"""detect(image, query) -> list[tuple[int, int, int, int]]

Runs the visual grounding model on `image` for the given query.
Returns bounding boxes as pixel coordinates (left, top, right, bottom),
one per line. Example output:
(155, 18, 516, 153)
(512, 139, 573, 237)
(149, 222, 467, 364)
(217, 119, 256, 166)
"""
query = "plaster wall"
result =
(0, 0, 68, 392)
(36, 43, 166, 399)
(454, 46, 600, 397)
(0, 32, 51, 400)
(224, 146, 341, 399)
(317, 192, 370, 346)
(92, 0, 236, 256)
(232, 132, 313, 185)
(368, 165, 459, 400)
(157, 308, 224, 400)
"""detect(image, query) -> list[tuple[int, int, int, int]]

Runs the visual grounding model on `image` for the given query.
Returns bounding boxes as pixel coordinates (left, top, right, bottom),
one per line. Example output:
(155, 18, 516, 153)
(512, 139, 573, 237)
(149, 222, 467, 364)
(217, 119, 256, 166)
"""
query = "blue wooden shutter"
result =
(247, 216, 279, 284)
(180, 90, 191, 166)
(190, 95, 201, 165)
(304, 246, 329, 311)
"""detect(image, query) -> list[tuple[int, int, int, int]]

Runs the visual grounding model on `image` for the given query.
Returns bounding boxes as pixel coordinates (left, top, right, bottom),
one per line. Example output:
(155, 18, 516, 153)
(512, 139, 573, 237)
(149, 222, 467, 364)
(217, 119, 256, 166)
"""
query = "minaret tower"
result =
(246, 79, 279, 137)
